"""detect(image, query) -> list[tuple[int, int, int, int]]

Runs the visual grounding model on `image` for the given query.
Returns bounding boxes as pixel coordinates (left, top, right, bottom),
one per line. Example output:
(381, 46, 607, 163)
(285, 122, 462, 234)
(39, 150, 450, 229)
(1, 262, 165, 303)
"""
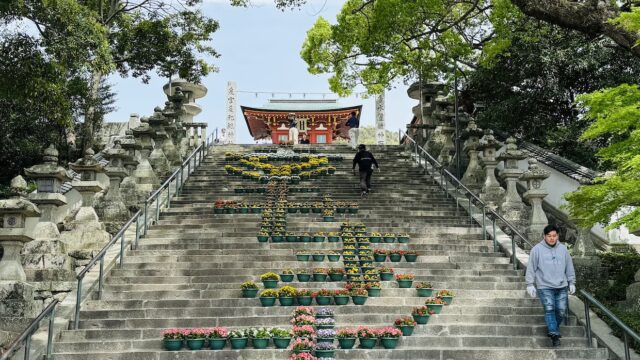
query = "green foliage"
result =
(611, 6, 640, 46)
(468, 20, 640, 169)
(564, 84, 640, 230)
(300, 0, 492, 95)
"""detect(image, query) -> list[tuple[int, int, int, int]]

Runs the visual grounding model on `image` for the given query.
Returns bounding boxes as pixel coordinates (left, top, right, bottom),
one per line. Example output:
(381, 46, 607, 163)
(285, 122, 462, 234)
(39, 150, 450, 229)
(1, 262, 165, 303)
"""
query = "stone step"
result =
(52, 347, 609, 360)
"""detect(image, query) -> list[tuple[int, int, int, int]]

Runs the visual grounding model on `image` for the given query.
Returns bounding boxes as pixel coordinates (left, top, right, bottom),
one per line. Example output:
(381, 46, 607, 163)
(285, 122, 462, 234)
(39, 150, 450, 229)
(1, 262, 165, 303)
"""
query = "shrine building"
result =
(241, 99, 362, 144)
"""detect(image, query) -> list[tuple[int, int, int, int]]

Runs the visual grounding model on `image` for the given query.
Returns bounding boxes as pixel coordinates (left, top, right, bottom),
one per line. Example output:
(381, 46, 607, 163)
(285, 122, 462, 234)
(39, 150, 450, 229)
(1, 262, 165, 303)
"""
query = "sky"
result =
(105, 0, 416, 144)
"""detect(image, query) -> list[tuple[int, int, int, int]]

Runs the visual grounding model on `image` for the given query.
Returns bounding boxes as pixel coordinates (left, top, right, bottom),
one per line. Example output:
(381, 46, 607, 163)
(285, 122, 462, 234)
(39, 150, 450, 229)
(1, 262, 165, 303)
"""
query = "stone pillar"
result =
(375, 91, 386, 145)
(225, 81, 237, 144)
(460, 119, 484, 191)
(430, 94, 456, 166)
(60, 149, 110, 253)
(478, 130, 505, 208)
(95, 140, 130, 233)
(0, 178, 38, 318)
(128, 113, 140, 129)
(147, 107, 172, 177)
(160, 101, 183, 166)
(520, 158, 551, 242)
(119, 130, 141, 209)
(131, 117, 160, 198)
(497, 137, 528, 229)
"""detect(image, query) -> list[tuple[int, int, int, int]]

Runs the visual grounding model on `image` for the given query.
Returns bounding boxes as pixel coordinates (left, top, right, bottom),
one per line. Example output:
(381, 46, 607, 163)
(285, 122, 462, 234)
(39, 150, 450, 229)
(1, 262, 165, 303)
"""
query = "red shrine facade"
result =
(241, 100, 362, 144)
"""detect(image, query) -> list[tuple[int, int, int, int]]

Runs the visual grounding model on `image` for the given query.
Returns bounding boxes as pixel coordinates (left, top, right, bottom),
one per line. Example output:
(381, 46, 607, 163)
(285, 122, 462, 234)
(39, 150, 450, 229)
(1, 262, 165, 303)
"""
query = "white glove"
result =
(526, 285, 537, 298)
(569, 284, 576, 295)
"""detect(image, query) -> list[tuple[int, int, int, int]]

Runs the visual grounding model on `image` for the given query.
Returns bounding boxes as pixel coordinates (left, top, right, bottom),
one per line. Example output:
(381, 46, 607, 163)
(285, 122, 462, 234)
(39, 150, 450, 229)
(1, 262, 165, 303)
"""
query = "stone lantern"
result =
(119, 130, 142, 208)
(433, 95, 456, 167)
(147, 107, 172, 177)
(161, 101, 182, 166)
(131, 117, 160, 197)
(478, 129, 505, 208)
(24, 145, 71, 223)
(69, 149, 105, 207)
(0, 176, 40, 281)
(163, 79, 207, 149)
(96, 140, 130, 232)
(497, 137, 528, 227)
(520, 158, 551, 241)
(460, 119, 484, 191)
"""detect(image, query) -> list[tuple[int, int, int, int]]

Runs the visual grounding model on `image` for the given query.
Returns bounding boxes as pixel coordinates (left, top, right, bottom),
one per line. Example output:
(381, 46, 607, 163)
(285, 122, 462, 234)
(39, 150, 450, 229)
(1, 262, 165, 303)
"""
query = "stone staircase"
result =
(51, 144, 608, 359)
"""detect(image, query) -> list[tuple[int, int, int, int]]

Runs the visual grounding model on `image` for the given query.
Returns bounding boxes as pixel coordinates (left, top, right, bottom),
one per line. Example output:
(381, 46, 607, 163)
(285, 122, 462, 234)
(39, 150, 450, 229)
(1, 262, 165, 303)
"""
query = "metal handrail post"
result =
(167, 179, 172, 208)
(74, 280, 82, 329)
(98, 257, 104, 299)
(624, 334, 630, 360)
(492, 220, 497, 252)
(45, 306, 55, 360)
(468, 197, 472, 221)
(143, 200, 148, 236)
(482, 206, 487, 240)
(119, 233, 125, 267)
(512, 236, 518, 270)
(134, 217, 140, 250)
(584, 299, 593, 347)
(23, 334, 30, 360)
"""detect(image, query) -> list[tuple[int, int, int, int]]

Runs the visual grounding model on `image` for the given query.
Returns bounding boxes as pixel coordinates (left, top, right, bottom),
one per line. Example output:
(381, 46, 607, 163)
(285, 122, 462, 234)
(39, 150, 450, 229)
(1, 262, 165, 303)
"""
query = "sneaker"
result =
(550, 334, 561, 347)
(361, 191, 368, 198)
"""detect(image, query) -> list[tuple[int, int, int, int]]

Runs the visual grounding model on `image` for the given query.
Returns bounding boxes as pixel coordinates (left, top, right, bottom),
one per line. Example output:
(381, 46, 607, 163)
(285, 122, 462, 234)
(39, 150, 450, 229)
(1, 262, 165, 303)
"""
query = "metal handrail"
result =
(73, 132, 215, 329)
(0, 299, 58, 360)
(580, 290, 640, 359)
(400, 129, 535, 269)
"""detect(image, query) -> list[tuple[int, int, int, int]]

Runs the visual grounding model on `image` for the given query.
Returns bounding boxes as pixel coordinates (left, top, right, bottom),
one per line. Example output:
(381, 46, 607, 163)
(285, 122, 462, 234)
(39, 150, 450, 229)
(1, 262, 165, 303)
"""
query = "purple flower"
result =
(315, 307, 334, 316)
(315, 318, 335, 325)
(315, 342, 336, 350)
(316, 329, 336, 338)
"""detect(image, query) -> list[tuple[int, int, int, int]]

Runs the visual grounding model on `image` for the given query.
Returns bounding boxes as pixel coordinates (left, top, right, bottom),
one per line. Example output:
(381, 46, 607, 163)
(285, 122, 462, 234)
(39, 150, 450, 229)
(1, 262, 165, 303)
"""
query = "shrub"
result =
(260, 272, 280, 281)
(240, 281, 258, 289)
(260, 289, 279, 298)
(278, 286, 297, 297)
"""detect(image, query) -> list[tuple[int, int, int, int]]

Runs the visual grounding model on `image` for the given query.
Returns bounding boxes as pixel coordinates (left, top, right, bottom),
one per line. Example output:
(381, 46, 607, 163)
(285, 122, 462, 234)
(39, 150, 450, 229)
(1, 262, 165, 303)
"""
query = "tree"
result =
(2, 0, 219, 151)
(466, 19, 640, 169)
(563, 84, 640, 231)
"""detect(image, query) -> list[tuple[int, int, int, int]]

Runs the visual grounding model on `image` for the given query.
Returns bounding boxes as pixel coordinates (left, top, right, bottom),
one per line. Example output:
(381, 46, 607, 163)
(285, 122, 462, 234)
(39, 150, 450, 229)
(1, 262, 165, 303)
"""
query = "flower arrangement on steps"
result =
(395, 273, 415, 288)
(394, 316, 417, 336)
(240, 281, 259, 298)
(415, 281, 434, 297)
(412, 306, 435, 324)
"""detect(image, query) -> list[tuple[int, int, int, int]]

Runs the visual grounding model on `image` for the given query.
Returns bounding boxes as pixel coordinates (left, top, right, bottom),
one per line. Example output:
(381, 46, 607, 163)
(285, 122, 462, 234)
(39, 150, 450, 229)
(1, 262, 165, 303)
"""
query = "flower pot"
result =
(297, 274, 311, 282)
(273, 337, 291, 349)
(323, 216, 334, 222)
(348, 208, 358, 214)
(380, 272, 394, 281)
(163, 339, 183, 351)
(370, 236, 381, 243)
(214, 208, 224, 214)
(279, 296, 295, 306)
(251, 338, 270, 349)
(262, 280, 278, 289)
(300, 236, 311, 242)
(343, 255, 357, 261)
(336, 208, 346, 213)
(380, 337, 400, 349)
(251, 207, 261, 213)
(397, 279, 413, 288)
(389, 254, 402, 262)
(315, 350, 336, 358)
(398, 325, 414, 336)
(338, 337, 356, 349)
(259, 297, 277, 307)
(257, 236, 269, 242)
(440, 295, 453, 305)
(312, 208, 322, 213)
(316, 337, 334, 343)
(296, 254, 310, 261)
(316, 296, 332, 305)
(412, 314, 430, 325)
(397, 236, 409, 243)
(234, 188, 244, 193)
(271, 236, 284, 243)
(313, 236, 325, 242)
(208, 338, 226, 350)
(230, 337, 248, 349)
(426, 303, 444, 314)
(404, 254, 418, 262)
(238, 208, 249, 214)
(293, 349, 312, 354)
(287, 208, 298, 213)
(280, 274, 295, 282)
(351, 295, 368, 305)
(312, 254, 325, 261)
(333, 295, 349, 305)
(373, 254, 387, 262)
(297, 296, 313, 306)
(327, 255, 340, 262)
(300, 208, 310, 213)
(313, 273, 328, 282)
(366, 288, 381, 297)
(241, 288, 259, 298)
(186, 338, 205, 350)
(416, 288, 434, 297)
(328, 236, 340, 242)
(316, 324, 334, 330)
(383, 237, 395, 243)
(344, 260, 358, 267)
(286, 235, 298, 242)
(329, 273, 344, 281)
(359, 338, 377, 349)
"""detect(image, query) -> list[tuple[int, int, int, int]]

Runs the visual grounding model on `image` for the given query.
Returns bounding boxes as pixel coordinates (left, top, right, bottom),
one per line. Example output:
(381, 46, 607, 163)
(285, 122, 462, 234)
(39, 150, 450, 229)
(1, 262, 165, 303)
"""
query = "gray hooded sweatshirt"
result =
(525, 240, 576, 289)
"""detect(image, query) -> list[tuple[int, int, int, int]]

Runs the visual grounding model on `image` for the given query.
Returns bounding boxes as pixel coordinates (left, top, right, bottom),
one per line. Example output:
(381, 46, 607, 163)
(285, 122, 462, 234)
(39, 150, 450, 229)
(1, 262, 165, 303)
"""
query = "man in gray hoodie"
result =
(525, 224, 576, 347)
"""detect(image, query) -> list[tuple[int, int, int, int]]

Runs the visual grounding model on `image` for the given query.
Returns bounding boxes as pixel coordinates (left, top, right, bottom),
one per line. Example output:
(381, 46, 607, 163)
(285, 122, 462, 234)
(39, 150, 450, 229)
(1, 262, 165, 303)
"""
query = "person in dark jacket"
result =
(352, 144, 379, 196)
(345, 111, 359, 149)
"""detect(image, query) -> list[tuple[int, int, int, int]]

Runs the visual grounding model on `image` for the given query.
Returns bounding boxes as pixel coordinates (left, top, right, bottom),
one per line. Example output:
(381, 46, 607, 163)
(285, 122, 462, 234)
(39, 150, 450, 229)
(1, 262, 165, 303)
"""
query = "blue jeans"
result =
(537, 287, 568, 336)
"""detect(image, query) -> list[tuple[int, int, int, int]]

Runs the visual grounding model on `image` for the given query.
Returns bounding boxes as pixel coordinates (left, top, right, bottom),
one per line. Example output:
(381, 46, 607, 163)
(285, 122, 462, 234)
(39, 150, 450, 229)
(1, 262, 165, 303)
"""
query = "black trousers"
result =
(359, 170, 373, 192)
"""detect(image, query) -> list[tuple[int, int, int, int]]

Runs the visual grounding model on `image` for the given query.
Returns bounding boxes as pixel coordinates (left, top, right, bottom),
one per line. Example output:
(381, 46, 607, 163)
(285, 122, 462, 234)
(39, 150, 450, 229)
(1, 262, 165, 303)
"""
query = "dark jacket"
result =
(352, 150, 379, 171)
(346, 115, 359, 128)
(288, 118, 297, 128)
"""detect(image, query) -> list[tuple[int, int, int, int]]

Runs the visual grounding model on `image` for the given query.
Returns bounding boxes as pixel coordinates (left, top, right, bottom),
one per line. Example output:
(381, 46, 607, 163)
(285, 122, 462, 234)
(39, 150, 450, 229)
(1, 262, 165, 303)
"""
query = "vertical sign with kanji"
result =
(225, 81, 237, 144)
(375, 91, 386, 145)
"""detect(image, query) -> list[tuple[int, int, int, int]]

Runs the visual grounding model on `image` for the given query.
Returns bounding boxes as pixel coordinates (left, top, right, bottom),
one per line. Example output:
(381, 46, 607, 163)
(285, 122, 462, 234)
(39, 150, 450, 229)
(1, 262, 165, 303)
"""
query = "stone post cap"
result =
(520, 158, 551, 187)
(24, 145, 72, 182)
(10, 175, 28, 196)
(69, 148, 103, 173)
(478, 129, 499, 150)
(0, 196, 40, 217)
(461, 119, 484, 141)
(498, 136, 527, 161)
